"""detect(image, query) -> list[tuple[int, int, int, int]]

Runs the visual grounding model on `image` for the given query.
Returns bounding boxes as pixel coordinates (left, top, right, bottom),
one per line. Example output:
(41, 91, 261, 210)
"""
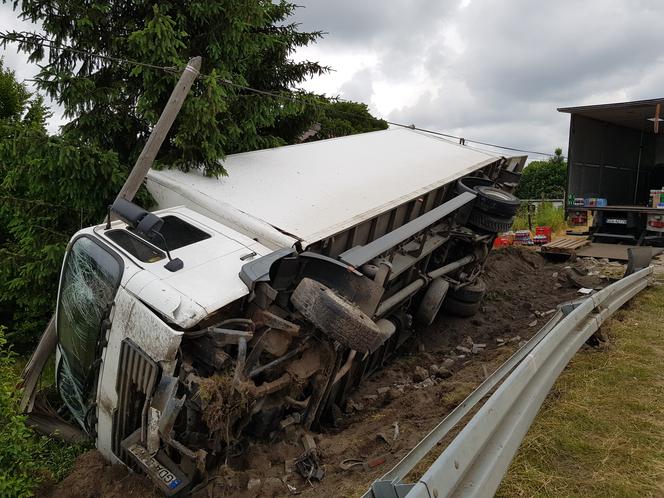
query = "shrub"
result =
(0, 327, 85, 497)
(514, 148, 567, 200)
(0, 326, 45, 496)
(512, 201, 566, 233)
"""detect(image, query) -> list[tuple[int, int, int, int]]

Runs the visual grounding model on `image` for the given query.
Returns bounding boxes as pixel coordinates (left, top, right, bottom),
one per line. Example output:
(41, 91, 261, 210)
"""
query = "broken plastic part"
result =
(147, 407, 160, 454)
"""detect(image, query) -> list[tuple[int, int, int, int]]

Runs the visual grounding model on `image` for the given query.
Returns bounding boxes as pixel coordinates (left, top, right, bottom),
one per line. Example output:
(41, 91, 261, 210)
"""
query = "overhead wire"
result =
(0, 31, 182, 74)
(386, 122, 559, 158)
(0, 31, 561, 159)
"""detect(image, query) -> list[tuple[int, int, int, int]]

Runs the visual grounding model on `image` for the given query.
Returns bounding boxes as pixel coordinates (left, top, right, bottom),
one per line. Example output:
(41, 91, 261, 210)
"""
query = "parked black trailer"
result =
(559, 98, 664, 245)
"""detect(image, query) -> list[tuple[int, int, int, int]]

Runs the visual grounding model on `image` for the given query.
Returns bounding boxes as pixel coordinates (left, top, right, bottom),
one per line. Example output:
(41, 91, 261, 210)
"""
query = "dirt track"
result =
(42, 247, 605, 498)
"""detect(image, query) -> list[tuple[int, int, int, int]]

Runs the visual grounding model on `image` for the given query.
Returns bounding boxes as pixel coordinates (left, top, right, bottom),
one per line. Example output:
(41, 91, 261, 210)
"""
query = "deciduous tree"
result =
(515, 148, 567, 199)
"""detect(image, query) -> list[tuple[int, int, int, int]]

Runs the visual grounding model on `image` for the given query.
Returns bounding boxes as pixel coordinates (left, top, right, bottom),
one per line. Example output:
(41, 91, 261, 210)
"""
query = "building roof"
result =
(558, 98, 664, 132)
(147, 128, 501, 248)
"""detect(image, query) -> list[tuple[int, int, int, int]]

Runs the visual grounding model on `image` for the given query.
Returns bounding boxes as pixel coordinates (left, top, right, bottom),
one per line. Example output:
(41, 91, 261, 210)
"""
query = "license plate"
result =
(123, 437, 190, 496)
(605, 218, 627, 225)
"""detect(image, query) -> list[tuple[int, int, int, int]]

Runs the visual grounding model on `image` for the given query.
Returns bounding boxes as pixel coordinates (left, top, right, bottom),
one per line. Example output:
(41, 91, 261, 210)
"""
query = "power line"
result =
(386, 122, 559, 158)
(203, 78, 561, 159)
(0, 31, 182, 74)
(0, 31, 562, 159)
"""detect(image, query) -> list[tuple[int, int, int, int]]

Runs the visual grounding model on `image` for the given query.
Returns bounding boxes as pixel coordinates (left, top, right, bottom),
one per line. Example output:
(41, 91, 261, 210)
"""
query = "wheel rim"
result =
(489, 190, 513, 201)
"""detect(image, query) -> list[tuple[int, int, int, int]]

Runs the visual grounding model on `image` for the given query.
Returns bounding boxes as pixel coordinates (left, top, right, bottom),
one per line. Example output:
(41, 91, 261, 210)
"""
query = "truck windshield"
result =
(56, 236, 122, 429)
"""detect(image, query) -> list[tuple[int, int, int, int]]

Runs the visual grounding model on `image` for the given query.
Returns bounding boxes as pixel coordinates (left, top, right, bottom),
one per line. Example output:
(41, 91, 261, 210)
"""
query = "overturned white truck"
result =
(35, 128, 524, 494)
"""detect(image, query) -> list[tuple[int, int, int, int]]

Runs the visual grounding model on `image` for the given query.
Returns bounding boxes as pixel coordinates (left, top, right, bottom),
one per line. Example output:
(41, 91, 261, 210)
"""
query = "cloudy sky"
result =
(290, 0, 664, 159)
(2, 0, 664, 157)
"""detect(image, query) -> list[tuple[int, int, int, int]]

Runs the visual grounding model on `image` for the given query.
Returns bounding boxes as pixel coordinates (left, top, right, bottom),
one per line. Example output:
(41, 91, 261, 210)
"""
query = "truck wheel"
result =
(291, 278, 390, 354)
(473, 186, 521, 217)
(467, 210, 513, 234)
(443, 296, 482, 317)
(450, 278, 486, 303)
(455, 176, 494, 196)
(415, 278, 450, 326)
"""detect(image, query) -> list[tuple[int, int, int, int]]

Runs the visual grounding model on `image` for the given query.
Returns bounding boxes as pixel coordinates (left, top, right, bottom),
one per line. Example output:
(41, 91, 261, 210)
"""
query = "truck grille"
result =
(111, 339, 159, 461)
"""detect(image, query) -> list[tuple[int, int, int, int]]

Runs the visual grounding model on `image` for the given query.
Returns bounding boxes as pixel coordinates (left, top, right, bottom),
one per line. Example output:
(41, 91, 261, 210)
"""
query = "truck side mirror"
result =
(109, 198, 164, 235)
(165, 258, 184, 272)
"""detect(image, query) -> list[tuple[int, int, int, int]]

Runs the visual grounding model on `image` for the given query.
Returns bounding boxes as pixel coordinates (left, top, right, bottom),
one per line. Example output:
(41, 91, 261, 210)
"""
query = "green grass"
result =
(497, 285, 664, 498)
(512, 201, 566, 233)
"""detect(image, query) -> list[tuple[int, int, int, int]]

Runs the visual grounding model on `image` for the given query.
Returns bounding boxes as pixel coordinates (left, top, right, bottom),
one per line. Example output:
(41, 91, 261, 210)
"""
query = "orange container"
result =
(493, 236, 511, 248)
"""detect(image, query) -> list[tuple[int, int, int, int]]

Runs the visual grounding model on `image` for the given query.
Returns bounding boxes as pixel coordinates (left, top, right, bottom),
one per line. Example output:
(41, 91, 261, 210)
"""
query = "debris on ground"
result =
(472, 343, 486, 354)
(412, 366, 429, 382)
(339, 455, 387, 472)
(247, 478, 262, 491)
(294, 433, 325, 484)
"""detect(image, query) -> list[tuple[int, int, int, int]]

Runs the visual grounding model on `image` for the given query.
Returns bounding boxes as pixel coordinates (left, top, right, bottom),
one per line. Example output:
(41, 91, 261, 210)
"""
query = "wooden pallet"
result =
(540, 236, 590, 256)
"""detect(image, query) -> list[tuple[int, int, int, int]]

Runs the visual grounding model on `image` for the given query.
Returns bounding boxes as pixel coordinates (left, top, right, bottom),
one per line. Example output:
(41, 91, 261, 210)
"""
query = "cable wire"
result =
(0, 31, 182, 73)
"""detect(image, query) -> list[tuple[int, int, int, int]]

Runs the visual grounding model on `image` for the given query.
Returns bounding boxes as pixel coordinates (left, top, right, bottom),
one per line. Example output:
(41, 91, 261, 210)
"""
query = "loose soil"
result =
(38, 450, 160, 498)
(41, 247, 606, 498)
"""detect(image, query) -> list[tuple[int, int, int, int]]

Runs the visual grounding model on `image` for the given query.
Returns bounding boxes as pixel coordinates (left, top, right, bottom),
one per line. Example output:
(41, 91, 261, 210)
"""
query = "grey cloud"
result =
(292, 1, 455, 54)
(453, 0, 664, 102)
(338, 67, 375, 103)
(298, 0, 664, 158)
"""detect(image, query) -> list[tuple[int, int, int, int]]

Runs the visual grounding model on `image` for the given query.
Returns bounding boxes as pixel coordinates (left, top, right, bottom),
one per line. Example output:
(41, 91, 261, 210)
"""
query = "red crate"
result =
(535, 226, 552, 242)
(493, 236, 511, 248)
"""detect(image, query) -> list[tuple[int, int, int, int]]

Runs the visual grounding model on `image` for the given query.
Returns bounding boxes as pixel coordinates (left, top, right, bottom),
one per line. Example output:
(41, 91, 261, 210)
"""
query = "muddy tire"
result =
(467, 210, 513, 234)
(443, 296, 482, 317)
(415, 278, 450, 326)
(291, 278, 389, 353)
(473, 186, 520, 217)
(449, 278, 486, 304)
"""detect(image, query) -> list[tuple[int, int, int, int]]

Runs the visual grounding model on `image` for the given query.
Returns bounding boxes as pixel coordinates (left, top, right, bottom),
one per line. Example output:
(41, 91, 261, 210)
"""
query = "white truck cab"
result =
(55, 208, 270, 468)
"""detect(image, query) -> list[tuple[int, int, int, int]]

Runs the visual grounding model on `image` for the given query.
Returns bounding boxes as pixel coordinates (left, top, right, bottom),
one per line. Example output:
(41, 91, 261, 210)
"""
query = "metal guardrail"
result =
(365, 265, 653, 498)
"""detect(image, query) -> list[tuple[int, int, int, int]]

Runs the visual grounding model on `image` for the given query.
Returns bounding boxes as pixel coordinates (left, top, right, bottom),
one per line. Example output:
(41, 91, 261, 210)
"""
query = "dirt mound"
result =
(40, 450, 160, 498)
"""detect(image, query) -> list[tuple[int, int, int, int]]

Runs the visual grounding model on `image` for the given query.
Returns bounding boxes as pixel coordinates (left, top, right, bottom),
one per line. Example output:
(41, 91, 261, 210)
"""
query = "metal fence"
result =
(365, 265, 653, 498)
(520, 198, 564, 209)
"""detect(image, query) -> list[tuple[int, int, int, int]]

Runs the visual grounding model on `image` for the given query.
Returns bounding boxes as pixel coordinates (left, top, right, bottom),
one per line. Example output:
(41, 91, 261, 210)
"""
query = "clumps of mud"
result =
(198, 373, 253, 439)
(40, 450, 160, 498)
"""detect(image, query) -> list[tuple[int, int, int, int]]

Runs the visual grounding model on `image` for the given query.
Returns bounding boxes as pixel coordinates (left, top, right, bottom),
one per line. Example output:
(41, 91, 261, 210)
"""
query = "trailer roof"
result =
(558, 98, 664, 132)
(147, 128, 501, 248)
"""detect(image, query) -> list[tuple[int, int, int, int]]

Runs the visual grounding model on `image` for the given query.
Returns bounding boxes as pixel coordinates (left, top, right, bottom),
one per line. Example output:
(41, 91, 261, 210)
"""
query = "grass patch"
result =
(512, 201, 566, 233)
(497, 285, 664, 498)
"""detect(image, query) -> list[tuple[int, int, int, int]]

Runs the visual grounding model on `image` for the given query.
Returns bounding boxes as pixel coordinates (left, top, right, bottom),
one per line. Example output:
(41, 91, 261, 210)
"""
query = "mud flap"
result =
(122, 430, 190, 496)
(624, 247, 652, 277)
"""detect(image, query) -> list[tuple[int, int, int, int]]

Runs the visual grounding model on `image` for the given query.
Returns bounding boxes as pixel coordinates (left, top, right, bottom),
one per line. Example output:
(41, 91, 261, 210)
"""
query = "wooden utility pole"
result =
(20, 56, 203, 413)
(654, 103, 661, 134)
(116, 55, 202, 203)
